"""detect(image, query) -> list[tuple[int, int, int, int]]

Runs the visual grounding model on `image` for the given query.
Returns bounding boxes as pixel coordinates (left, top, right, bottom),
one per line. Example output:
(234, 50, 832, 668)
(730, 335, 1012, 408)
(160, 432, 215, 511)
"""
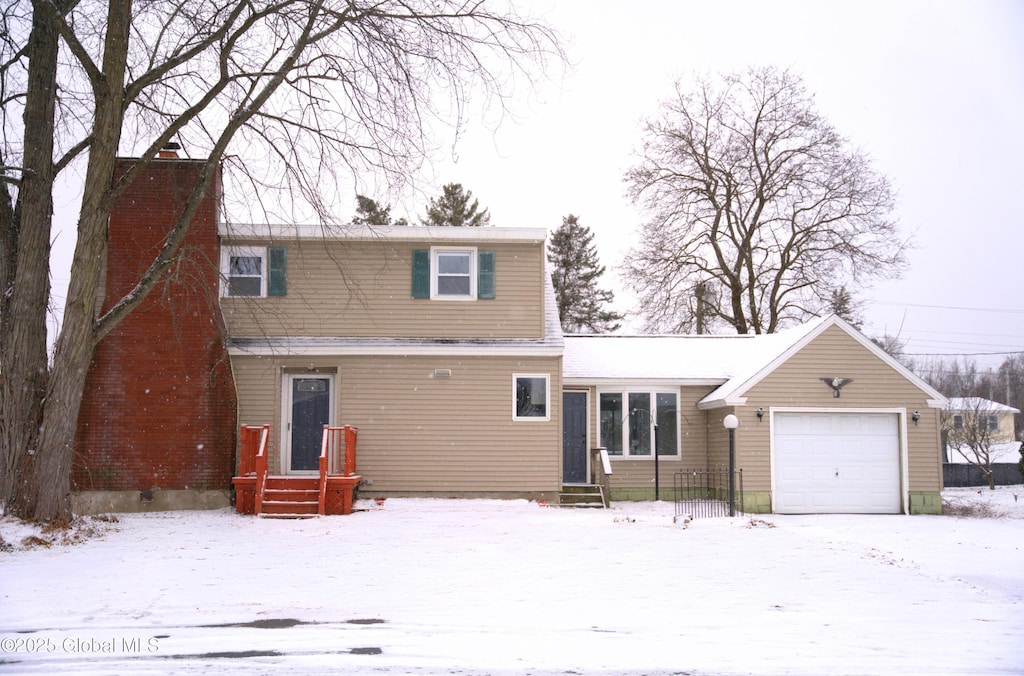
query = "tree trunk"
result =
(6, 0, 131, 522)
(0, 2, 60, 514)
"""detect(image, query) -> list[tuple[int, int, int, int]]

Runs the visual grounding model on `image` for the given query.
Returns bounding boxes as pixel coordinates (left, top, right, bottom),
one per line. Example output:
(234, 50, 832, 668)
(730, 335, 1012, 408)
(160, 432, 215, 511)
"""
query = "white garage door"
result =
(773, 412, 901, 514)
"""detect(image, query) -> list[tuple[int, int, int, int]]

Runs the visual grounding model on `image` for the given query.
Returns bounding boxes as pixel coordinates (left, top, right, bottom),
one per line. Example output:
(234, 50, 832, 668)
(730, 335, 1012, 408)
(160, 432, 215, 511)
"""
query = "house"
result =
(943, 398, 1020, 444)
(72, 153, 949, 515)
(942, 397, 1021, 469)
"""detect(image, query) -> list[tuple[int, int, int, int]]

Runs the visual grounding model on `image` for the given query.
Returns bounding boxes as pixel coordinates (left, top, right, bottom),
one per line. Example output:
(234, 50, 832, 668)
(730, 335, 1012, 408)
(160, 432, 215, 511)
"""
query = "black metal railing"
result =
(673, 468, 744, 518)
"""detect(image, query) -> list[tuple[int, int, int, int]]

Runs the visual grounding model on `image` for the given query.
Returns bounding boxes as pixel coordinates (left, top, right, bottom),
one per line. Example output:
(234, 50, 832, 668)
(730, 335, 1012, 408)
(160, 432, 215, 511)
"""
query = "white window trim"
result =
(513, 373, 551, 422)
(598, 387, 681, 459)
(430, 246, 477, 300)
(222, 246, 267, 297)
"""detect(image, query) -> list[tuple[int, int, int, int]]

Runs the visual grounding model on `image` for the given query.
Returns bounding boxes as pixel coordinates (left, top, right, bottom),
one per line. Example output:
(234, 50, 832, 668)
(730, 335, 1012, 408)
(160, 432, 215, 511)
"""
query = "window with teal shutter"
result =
(268, 247, 287, 296)
(477, 250, 495, 299)
(411, 249, 430, 298)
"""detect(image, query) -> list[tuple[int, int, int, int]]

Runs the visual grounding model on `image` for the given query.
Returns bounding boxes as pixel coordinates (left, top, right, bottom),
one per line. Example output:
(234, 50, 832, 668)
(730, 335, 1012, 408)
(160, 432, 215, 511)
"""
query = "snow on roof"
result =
(221, 222, 547, 242)
(946, 397, 1021, 414)
(563, 315, 828, 385)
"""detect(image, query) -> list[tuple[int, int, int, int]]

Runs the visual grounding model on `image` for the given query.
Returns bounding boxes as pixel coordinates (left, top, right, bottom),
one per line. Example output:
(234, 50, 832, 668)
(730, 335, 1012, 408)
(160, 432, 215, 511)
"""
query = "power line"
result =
(869, 301, 1024, 314)
(903, 350, 1024, 357)
(861, 326, 1024, 340)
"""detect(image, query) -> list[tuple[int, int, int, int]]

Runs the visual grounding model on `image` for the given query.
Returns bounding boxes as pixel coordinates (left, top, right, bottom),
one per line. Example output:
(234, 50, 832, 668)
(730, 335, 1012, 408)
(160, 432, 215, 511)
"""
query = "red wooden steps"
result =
(260, 476, 320, 518)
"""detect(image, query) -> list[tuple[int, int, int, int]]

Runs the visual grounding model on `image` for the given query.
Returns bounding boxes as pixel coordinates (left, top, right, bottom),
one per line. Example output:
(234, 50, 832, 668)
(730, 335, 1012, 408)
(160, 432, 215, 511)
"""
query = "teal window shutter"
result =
(477, 250, 495, 299)
(268, 247, 287, 296)
(412, 249, 430, 298)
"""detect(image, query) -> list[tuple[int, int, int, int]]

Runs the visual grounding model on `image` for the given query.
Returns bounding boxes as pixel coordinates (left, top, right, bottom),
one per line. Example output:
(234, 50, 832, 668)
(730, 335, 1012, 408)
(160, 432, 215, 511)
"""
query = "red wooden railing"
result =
(239, 424, 266, 476)
(318, 426, 330, 515)
(253, 425, 269, 515)
(318, 425, 358, 515)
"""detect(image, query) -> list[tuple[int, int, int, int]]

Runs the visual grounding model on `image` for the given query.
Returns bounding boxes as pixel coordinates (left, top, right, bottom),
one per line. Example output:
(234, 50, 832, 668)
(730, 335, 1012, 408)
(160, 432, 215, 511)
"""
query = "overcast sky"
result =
(45, 0, 1023, 374)
(411, 0, 1024, 372)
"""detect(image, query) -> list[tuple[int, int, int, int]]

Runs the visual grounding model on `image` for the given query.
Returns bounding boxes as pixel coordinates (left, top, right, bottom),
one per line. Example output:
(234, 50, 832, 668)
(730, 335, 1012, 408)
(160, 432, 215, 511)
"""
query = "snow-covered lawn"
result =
(2, 487, 1023, 675)
(945, 440, 1023, 464)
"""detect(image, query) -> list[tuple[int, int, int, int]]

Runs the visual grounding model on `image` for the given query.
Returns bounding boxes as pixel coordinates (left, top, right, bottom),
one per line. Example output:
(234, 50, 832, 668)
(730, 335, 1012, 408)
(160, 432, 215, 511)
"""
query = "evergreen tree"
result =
(421, 183, 491, 227)
(547, 215, 624, 333)
(352, 195, 407, 225)
(827, 286, 864, 329)
(1017, 441, 1024, 484)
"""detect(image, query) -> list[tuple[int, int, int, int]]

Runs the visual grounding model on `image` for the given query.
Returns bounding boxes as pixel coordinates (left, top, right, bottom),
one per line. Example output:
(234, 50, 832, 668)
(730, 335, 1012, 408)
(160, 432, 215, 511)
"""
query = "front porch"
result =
(232, 424, 361, 518)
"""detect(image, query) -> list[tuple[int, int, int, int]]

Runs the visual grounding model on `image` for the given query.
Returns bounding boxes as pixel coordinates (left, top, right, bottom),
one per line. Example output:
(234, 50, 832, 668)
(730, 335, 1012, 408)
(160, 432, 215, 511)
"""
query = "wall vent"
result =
(433, 368, 452, 378)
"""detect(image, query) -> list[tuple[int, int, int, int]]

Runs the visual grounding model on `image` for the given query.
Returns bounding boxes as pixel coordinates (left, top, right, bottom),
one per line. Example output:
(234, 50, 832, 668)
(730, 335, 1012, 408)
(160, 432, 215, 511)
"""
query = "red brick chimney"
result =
(73, 151, 238, 511)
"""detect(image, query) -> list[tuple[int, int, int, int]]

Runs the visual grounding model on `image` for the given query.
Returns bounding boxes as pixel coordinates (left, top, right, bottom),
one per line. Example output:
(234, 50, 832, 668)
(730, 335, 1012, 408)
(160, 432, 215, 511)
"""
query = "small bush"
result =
(942, 496, 1004, 518)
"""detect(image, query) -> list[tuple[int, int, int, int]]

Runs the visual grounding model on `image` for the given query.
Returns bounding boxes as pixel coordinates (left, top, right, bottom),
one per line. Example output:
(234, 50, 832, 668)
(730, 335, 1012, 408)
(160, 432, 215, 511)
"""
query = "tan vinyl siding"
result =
(232, 357, 284, 472)
(232, 353, 561, 494)
(737, 325, 943, 494)
(997, 413, 1018, 443)
(221, 238, 545, 339)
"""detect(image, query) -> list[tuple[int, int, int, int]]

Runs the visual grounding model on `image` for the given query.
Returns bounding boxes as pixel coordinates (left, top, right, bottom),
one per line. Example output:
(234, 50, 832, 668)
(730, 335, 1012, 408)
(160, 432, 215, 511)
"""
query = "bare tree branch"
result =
(0, 0, 563, 522)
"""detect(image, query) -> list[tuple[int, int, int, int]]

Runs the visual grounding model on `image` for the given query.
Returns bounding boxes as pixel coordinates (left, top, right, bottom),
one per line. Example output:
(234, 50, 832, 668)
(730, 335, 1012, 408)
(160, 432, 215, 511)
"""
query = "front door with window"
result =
(562, 391, 588, 483)
(287, 376, 333, 472)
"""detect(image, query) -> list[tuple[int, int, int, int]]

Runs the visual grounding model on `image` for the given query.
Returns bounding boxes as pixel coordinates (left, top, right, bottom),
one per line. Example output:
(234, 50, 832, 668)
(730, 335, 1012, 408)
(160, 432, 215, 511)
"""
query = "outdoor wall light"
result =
(756, 407, 764, 421)
(912, 410, 921, 424)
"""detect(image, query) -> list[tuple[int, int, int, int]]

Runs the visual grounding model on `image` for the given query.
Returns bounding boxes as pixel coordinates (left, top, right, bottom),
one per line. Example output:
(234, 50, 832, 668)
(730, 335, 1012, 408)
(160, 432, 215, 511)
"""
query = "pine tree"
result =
(420, 183, 490, 227)
(827, 286, 864, 329)
(352, 195, 407, 225)
(547, 215, 624, 333)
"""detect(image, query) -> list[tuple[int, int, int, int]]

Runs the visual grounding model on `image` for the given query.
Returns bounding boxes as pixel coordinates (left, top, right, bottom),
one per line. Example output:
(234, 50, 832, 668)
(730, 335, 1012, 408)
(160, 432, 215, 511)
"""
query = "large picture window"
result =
(599, 389, 679, 458)
(513, 374, 550, 421)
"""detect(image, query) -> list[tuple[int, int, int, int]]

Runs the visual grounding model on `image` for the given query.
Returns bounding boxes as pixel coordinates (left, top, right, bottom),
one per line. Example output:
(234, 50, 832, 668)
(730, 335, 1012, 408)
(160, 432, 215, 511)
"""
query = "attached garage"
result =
(567, 315, 946, 514)
(772, 411, 902, 514)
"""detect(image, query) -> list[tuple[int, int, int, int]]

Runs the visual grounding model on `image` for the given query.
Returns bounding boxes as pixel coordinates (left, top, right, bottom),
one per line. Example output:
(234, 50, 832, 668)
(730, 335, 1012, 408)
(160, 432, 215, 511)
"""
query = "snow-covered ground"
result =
(2, 487, 1023, 675)
(945, 440, 1023, 464)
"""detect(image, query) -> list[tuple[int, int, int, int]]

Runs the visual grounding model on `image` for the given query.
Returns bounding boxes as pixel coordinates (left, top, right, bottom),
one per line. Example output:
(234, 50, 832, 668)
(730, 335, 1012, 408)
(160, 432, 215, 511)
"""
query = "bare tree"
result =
(623, 67, 908, 335)
(943, 398, 1010, 490)
(0, 0, 560, 522)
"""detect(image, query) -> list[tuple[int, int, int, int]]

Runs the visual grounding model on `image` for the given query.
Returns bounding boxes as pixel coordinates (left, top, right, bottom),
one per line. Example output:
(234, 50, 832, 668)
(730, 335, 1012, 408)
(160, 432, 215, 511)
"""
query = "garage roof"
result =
(563, 314, 948, 409)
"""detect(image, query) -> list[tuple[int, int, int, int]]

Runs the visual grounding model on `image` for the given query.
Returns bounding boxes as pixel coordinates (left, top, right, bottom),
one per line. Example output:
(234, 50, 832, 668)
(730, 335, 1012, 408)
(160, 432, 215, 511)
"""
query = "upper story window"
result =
(412, 247, 495, 300)
(435, 250, 474, 297)
(222, 246, 287, 297)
